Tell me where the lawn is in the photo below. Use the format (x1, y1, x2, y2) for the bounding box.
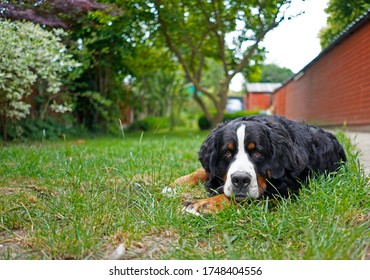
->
(0, 130, 369, 260)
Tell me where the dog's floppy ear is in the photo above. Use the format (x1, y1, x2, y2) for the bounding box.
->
(198, 121, 226, 177)
(267, 124, 307, 179)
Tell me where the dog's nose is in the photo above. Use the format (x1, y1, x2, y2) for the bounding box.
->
(231, 172, 251, 189)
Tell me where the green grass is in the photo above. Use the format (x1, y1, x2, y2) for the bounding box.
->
(0, 130, 369, 259)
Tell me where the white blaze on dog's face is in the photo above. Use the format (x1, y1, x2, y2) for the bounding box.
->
(223, 125, 259, 200)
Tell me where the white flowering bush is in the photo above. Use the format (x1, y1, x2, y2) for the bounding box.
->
(0, 20, 79, 139)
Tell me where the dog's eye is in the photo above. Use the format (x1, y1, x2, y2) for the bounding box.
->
(225, 151, 233, 158)
(253, 150, 261, 158)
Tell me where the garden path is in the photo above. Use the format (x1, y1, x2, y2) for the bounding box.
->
(347, 132, 370, 176)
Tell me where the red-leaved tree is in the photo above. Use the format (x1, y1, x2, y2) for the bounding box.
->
(0, 0, 107, 28)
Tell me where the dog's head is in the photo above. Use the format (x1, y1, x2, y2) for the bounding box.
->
(199, 118, 305, 201)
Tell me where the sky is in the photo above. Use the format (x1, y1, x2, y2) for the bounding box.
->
(230, 0, 329, 91)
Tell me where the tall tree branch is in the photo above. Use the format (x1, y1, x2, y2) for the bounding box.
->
(155, 1, 218, 107)
(230, 7, 286, 80)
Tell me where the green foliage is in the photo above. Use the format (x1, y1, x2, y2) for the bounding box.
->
(0, 20, 80, 142)
(201, 59, 225, 94)
(0, 20, 79, 120)
(198, 110, 261, 130)
(242, 49, 266, 83)
(223, 110, 262, 121)
(245, 63, 294, 83)
(0, 1, 300, 138)
(319, 0, 369, 48)
(65, 1, 176, 133)
(151, 0, 292, 126)
(198, 115, 213, 130)
(65, 5, 135, 133)
(259, 64, 294, 83)
(130, 116, 170, 131)
(6, 116, 75, 141)
(73, 91, 113, 132)
(129, 49, 185, 122)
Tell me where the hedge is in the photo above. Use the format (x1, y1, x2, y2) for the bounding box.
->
(198, 110, 261, 130)
(130, 116, 170, 131)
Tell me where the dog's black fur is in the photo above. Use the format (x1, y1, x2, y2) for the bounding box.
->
(198, 115, 346, 198)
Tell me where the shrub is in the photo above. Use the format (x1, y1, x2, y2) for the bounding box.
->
(130, 116, 170, 131)
(223, 110, 261, 121)
(198, 110, 262, 130)
(198, 115, 212, 130)
(6, 115, 75, 141)
(0, 20, 79, 141)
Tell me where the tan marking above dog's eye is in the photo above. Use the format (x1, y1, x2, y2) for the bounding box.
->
(247, 142, 256, 150)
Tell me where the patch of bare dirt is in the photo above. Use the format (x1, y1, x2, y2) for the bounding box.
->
(104, 230, 179, 260)
(0, 177, 58, 196)
(0, 230, 38, 259)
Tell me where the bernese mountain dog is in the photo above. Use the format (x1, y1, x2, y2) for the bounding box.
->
(174, 115, 346, 215)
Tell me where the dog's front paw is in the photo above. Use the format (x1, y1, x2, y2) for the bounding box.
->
(182, 194, 230, 216)
(183, 201, 202, 216)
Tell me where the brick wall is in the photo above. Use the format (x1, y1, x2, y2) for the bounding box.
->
(273, 20, 370, 126)
(245, 92, 272, 110)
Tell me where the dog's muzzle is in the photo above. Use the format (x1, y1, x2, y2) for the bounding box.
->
(230, 171, 252, 201)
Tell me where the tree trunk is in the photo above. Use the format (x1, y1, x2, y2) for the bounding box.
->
(210, 109, 224, 128)
(206, 81, 230, 128)
(0, 113, 8, 143)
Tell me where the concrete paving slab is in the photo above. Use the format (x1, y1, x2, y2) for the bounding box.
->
(346, 132, 370, 176)
(344, 132, 370, 260)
